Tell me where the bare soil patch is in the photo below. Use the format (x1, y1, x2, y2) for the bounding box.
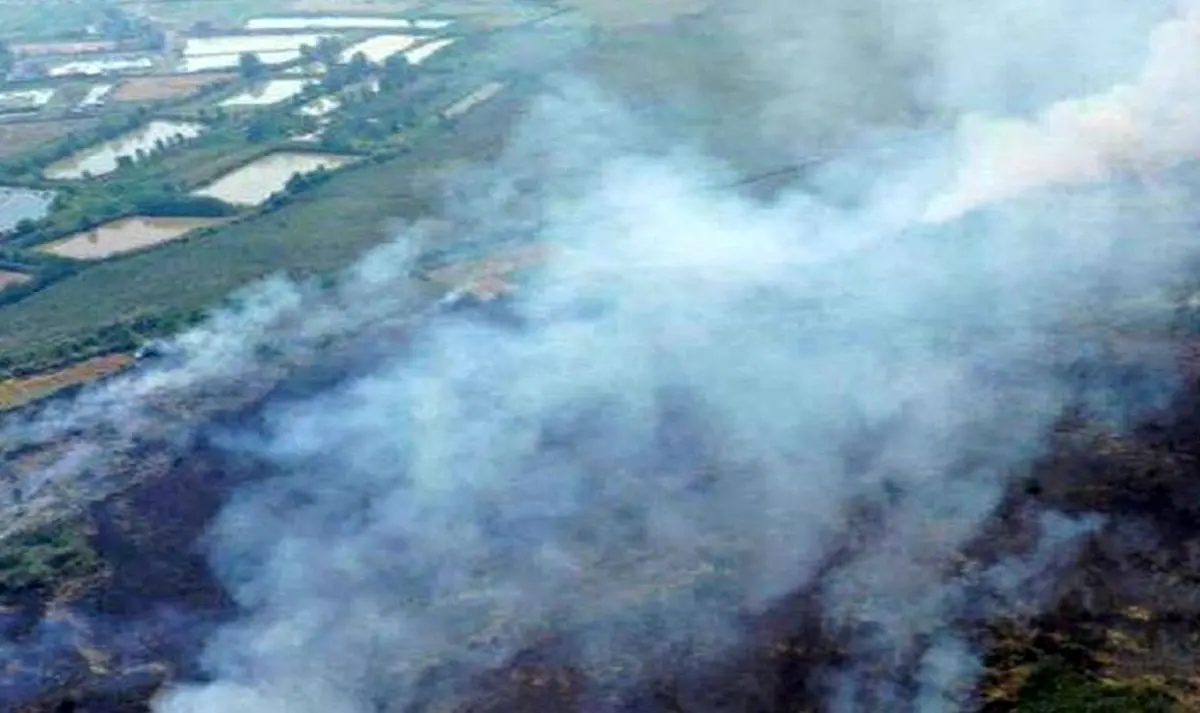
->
(0, 119, 98, 158)
(0, 353, 133, 411)
(111, 73, 234, 103)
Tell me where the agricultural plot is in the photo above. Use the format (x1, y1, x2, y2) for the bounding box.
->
(0, 119, 99, 159)
(407, 38, 457, 64)
(219, 79, 315, 107)
(0, 88, 55, 116)
(111, 74, 235, 102)
(0, 187, 55, 234)
(0, 353, 134, 411)
(43, 120, 205, 180)
(183, 33, 332, 57)
(246, 15, 415, 30)
(38, 216, 228, 260)
(442, 81, 505, 119)
(191, 151, 355, 205)
(46, 57, 157, 79)
(340, 34, 422, 63)
(77, 85, 116, 111)
(180, 50, 304, 73)
(0, 270, 31, 289)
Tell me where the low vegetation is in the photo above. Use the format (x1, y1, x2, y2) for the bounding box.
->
(0, 519, 101, 598)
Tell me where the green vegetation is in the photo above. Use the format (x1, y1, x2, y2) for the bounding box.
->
(0, 518, 101, 597)
(1011, 658, 1176, 713)
(237, 51, 268, 82)
(0, 4, 570, 381)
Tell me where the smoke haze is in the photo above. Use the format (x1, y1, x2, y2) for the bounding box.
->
(4, 1, 1200, 712)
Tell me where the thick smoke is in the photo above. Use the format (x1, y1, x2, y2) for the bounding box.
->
(927, 0, 1200, 221)
(2, 2, 1199, 712)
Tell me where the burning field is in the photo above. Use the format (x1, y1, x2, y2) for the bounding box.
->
(4, 1, 1200, 712)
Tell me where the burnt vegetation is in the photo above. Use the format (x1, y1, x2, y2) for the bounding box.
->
(2, 295, 1200, 713)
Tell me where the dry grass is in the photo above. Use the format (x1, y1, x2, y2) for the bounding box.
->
(0, 119, 99, 158)
(425, 243, 553, 300)
(0, 353, 133, 411)
(111, 73, 234, 103)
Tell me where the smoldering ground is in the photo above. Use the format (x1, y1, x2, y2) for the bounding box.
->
(5, 1, 1200, 712)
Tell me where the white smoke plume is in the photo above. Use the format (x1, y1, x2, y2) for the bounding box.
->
(0, 2, 1198, 712)
(926, 0, 1200, 221)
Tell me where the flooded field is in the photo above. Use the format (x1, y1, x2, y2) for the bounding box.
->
(340, 34, 419, 63)
(246, 15, 412, 30)
(180, 50, 303, 73)
(299, 95, 341, 117)
(46, 57, 155, 78)
(44, 120, 205, 180)
(442, 81, 505, 119)
(38, 216, 227, 260)
(0, 271, 31, 290)
(183, 33, 330, 57)
(219, 79, 313, 107)
(407, 37, 456, 64)
(0, 187, 55, 233)
(77, 84, 114, 109)
(192, 151, 354, 205)
(0, 88, 55, 113)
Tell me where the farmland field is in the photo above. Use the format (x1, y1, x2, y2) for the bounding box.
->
(39, 216, 229, 260)
(44, 120, 206, 180)
(0, 353, 134, 410)
(192, 151, 356, 205)
(0, 271, 31, 289)
(218, 79, 314, 107)
(0, 119, 99, 158)
(0, 85, 529, 367)
(111, 74, 235, 102)
(0, 187, 56, 233)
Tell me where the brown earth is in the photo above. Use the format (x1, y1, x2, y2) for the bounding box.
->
(0, 354, 134, 411)
(0, 119, 100, 159)
(111, 74, 235, 103)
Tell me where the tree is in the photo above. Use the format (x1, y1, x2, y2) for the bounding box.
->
(381, 53, 414, 90)
(237, 52, 266, 81)
(346, 52, 372, 81)
(312, 37, 345, 66)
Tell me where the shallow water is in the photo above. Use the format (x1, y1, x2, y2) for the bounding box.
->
(39, 216, 226, 260)
(44, 120, 205, 180)
(191, 151, 354, 205)
(219, 79, 313, 107)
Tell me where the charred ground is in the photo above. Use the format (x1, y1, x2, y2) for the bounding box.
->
(3, 297, 1200, 712)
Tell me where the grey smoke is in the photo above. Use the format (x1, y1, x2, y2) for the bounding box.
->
(0, 2, 1196, 712)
